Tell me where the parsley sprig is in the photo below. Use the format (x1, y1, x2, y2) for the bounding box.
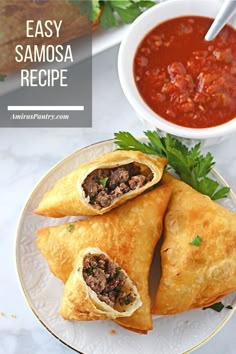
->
(114, 131, 230, 201)
(71, 0, 156, 28)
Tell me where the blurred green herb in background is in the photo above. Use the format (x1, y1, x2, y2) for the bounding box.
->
(71, 0, 156, 28)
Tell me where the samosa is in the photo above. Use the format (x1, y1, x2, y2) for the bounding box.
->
(60, 247, 142, 321)
(37, 185, 172, 333)
(35, 150, 167, 217)
(153, 173, 236, 315)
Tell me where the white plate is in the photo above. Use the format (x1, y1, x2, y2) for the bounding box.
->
(15, 140, 236, 354)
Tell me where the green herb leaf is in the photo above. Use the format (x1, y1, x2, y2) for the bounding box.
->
(197, 177, 218, 198)
(133, 1, 156, 8)
(114, 131, 230, 201)
(67, 224, 74, 233)
(100, 0, 156, 28)
(203, 302, 233, 312)
(0, 74, 7, 82)
(92, 0, 101, 22)
(115, 266, 121, 277)
(193, 151, 214, 177)
(99, 176, 108, 187)
(110, 0, 133, 10)
(71, 0, 100, 22)
(189, 235, 202, 247)
(114, 132, 155, 154)
(203, 302, 225, 312)
(84, 266, 95, 275)
(115, 285, 121, 292)
(211, 186, 230, 200)
(71, 0, 156, 28)
(145, 130, 167, 155)
(100, 2, 119, 28)
(112, 4, 142, 24)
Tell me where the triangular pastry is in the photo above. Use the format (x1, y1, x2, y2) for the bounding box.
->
(35, 150, 167, 217)
(37, 185, 172, 333)
(153, 173, 236, 315)
(60, 247, 142, 321)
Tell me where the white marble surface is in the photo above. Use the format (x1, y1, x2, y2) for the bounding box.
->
(0, 45, 236, 354)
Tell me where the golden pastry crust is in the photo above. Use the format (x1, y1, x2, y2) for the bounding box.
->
(37, 185, 172, 333)
(35, 150, 167, 217)
(153, 173, 236, 315)
(0, 0, 99, 74)
(60, 247, 142, 321)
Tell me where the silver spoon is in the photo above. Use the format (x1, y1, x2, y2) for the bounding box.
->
(205, 0, 236, 41)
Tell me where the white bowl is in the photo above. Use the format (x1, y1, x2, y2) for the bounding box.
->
(118, 0, 236, 144)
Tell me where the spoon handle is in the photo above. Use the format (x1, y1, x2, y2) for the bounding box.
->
(205, 0, 236, 41)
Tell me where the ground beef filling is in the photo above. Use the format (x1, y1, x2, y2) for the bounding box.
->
(82, 163, 153, 209)
(83, 254, 136, 308)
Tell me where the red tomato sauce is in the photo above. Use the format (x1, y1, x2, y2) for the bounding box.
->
(133, 16, 236, 128)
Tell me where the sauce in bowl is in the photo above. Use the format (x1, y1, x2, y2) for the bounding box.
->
(134, 16, 236, 128)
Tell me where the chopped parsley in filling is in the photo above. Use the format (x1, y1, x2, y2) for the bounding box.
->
(82, 163, 153, 209)
(82, 253, 136, 309)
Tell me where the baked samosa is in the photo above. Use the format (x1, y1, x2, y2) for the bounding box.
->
(35, 150, 167, 217)
(37, 185, 172, 333)
(60, 247, 142, 321)
(153, 173, 236, 315)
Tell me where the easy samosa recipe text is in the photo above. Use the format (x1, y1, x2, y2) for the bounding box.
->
(15, 20, 74, 87)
